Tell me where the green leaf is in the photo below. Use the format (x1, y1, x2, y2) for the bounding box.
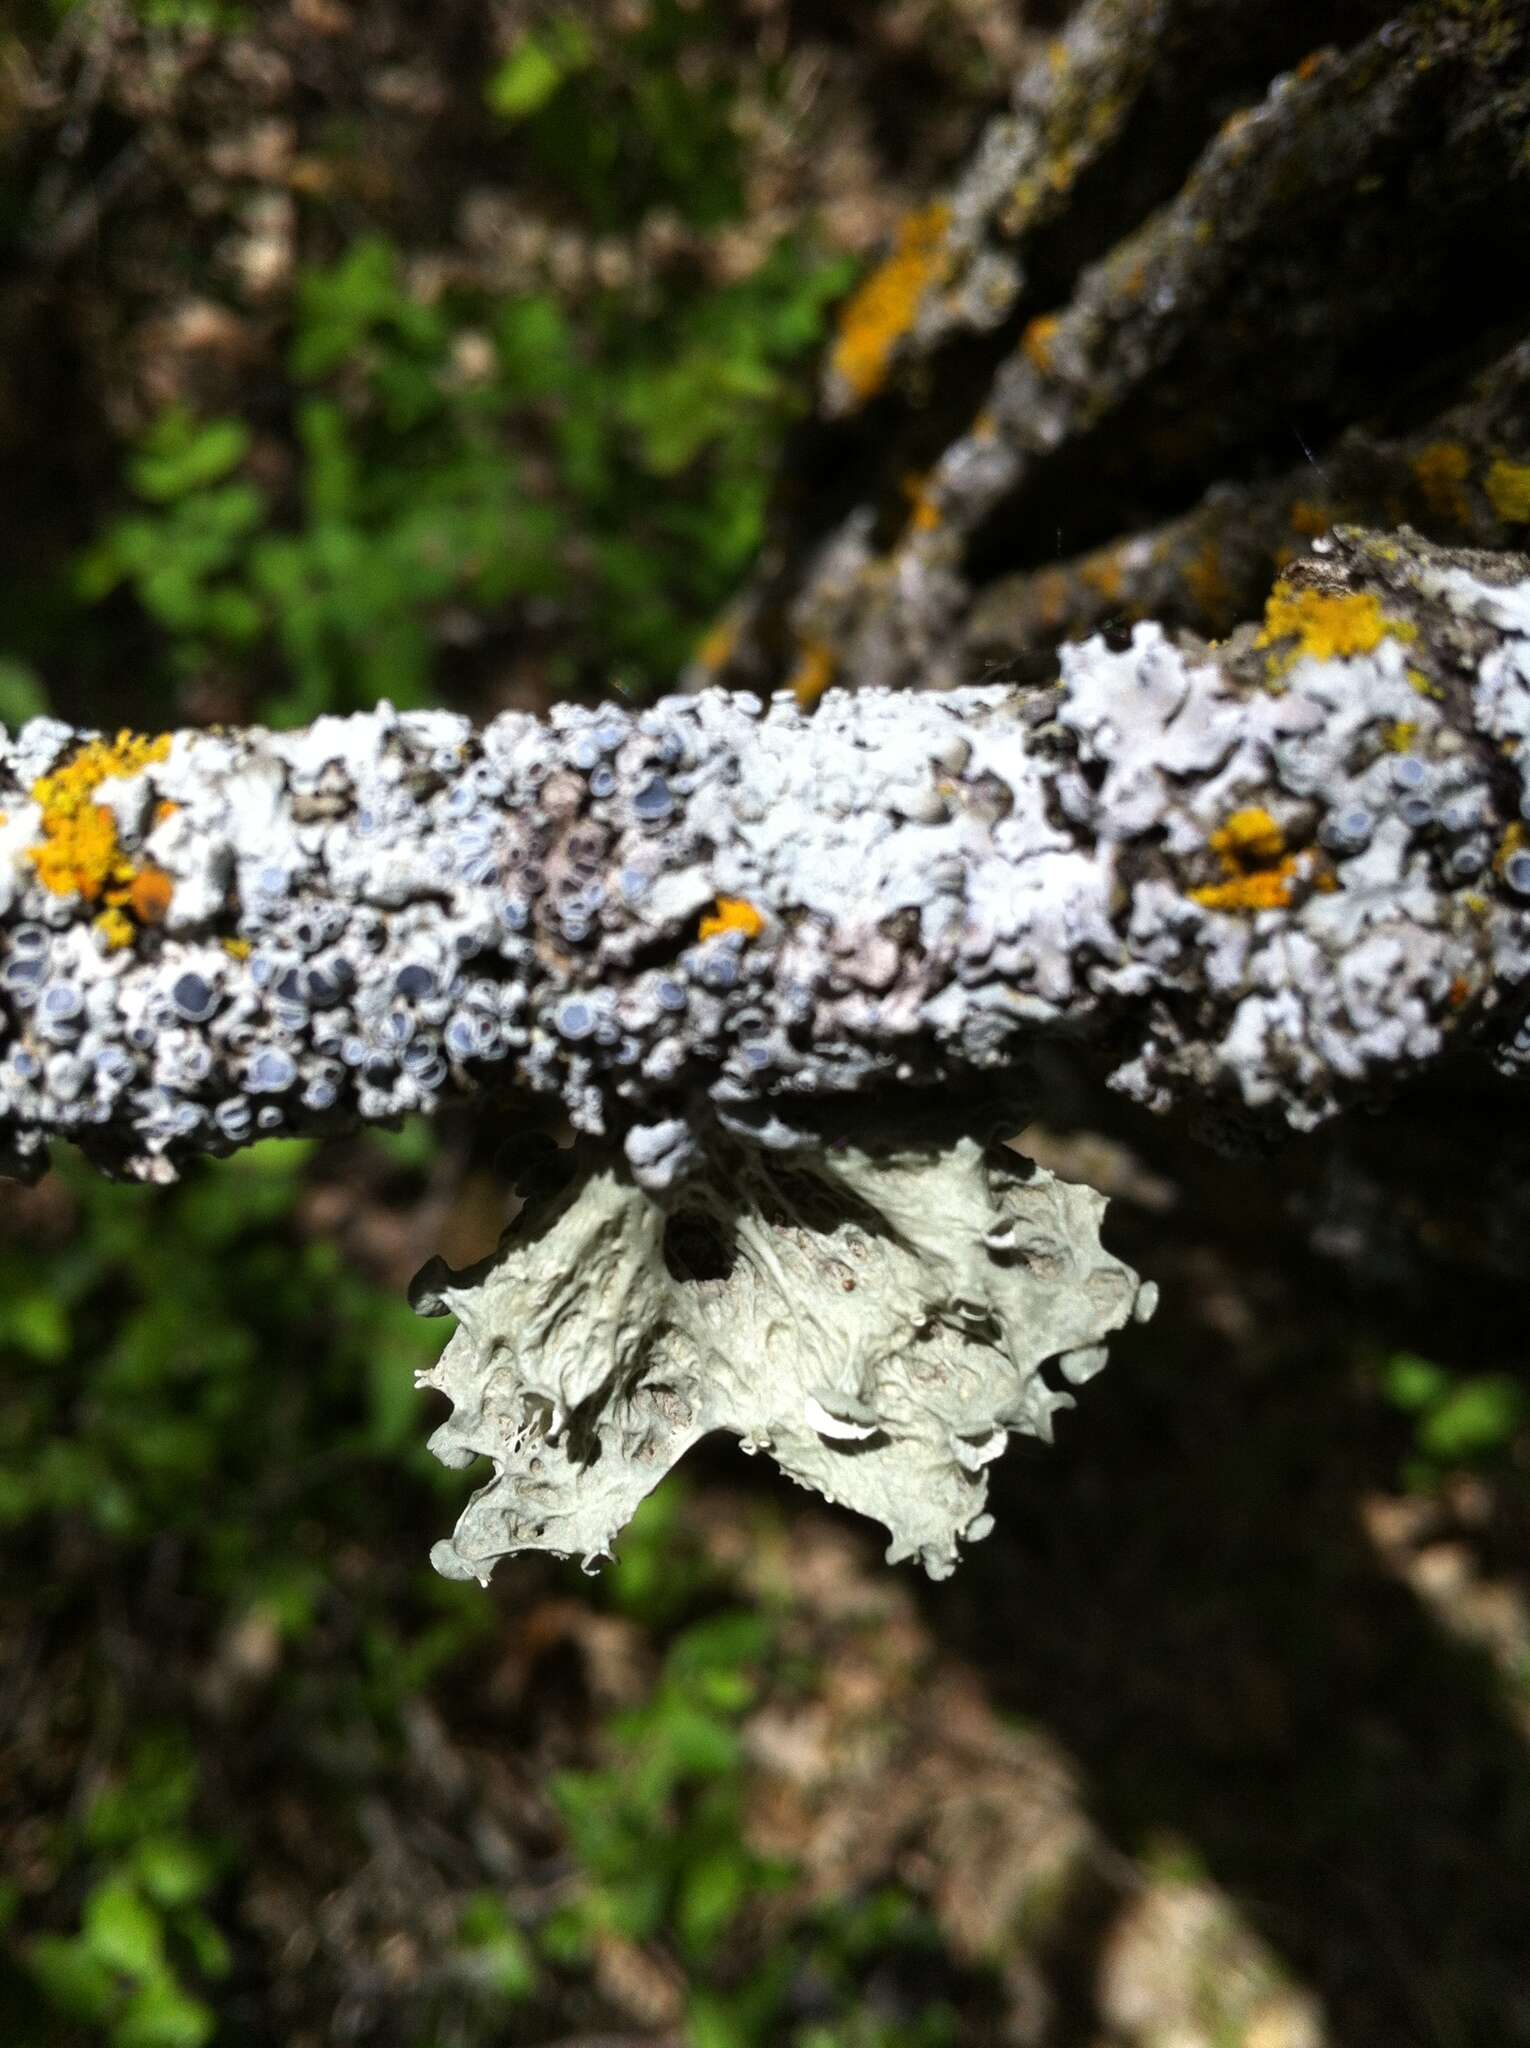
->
(478, 1926, 537, 1999)
(678, 1849, 751, 1957)
(687, 1989, 754, 2048)
(134, 1835, 215, 1908)
(83, 1878, 164, 1980)
(535, 1904, 591, 1965)
(27, 1934, 117, 2021)
(495, 295, 574, 397)
(179, 1910, 232, 1981)
(0, 656, 47, 723)
(486, 39, 564, 120)
(116, 1976, 216, 2048)
(2, 1288, 70, 1358)
(1380, 1353, 1450, 1413)
(458, 1884, 540, 1982)
(486, 19, 591, 122)
(130, 412, 251, 503)
(669, 1610, 771, 1678)
(1418, 1375, 1525, 1463)
(601, 1867, 669, 1944)
(654, 1703, 740, 1779)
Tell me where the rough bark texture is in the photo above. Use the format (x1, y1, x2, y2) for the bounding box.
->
(694, 0, 1530, 700)
(2, 527, 1529, 1185)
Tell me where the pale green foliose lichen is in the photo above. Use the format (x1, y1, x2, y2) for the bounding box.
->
(410, 1123, 1153, 1582)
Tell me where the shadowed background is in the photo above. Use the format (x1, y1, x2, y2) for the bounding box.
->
(2, 4, 1529, 2045)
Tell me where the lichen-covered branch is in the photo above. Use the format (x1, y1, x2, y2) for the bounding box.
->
(968, 340, 1530, 662)
(2, 529, 1529, 1189)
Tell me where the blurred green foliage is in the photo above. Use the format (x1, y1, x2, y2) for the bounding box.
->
(74, 227, 847, 723)
(26, 1736, 226, 2048)
(0, 1142, 444, 1554)
(548, 1600, 962, 2048)
(1381, 1351, 1528, 1488)
(486, 1, 744, 229)
(44, 1, 247, 27)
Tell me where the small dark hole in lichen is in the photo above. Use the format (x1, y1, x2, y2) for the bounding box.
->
(663, 1209, 738, 1283)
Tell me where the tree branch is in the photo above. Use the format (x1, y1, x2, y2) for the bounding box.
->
(704, 0, 1530, 703)
(2, 528, 1528, 1187)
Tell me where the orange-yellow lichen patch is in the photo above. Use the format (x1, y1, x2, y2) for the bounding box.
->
(698, 896, 765, 944)
(901, 472, 942, 534)
(30, 801, 124, 904)
(1210, 807, 1286, 868)
(1256, 581, 1401, 677)
(1289, 498, 1333, 539)
(1190, 806, 1316, 913)
(694, 616, 736, 673)
(1494, 821, 1527, 877)
(971, 410, 998, 443)
(1191, 868, 1302, 913)
(1046, 150, 1081, 198)
(1484, 456, 1530, 524)
(1384, 720, 1419, 752)
(27, 730, 174, 947)
(1412, 441, 1471, 525)
(1021, 313, 1062, 374)
(830, 202, 951, 405)
(788, 640, 837, 711)
(129, 865, 174, 925)
(28, 730, 171, 903)
(1031, 568, 1071, 633)
(1080, 551, 1124, 604)
(1184, 538, 1234, 623)
(93, 908, 136, 953)
(223, 937, 252, 960)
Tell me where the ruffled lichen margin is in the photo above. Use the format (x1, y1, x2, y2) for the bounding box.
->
(3, 528, 1530, 1572)
(411, 1105, 1155, 1581)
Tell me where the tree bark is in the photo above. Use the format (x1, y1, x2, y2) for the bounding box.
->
(697, 0, 1530, 698)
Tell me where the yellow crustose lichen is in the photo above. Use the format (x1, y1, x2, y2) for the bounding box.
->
(27, 730, 173, 948)
(1411, 442, 1471, 526)
(698, 897, 765, 944)
(788, 640, 837, 712)
(1189, 805, 1328, 914)
(1254, 578, 1417, 685)
(1258, 583, 1389, 664)
(1484, 456, 1530, 524)
(830, 203, 951, 405)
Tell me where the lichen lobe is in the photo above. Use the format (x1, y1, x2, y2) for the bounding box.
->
(413, 1123, 1152, 1582)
